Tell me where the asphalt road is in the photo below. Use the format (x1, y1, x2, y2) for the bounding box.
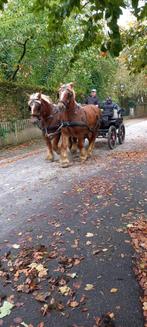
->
(0, 118, 147, 327)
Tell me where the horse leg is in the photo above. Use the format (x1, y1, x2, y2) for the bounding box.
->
(60, 133, 70, 167)
(78, 137, 87, 161)
(87, 134, 96, 157)
(52, 133, 61, 155)
(69, 137, 78, 154)
(44, 135, 54, 161)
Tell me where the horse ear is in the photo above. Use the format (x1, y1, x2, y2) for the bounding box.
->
(38, 92, 42, 99)
(69, 82, 74, 89)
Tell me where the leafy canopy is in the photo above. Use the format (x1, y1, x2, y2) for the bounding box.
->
(31, 0, 147, 59)
(121, 19, 147, 73)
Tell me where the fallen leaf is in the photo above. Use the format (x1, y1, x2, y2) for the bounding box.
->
(66, 273, 77, 279)
(108, 312, 115, 319)
(96, 195, 102, 199)
(76, 188, 83, 192)
(34, 292, 50, 302)
(68, 301, 79, 308)
(85, 233, 94, 238)
(21, 323, 29, 327)
(66, 227, 74, 234)
(79, 295, 86, 303)
(127, 223, 134, 228)
(93, 249, 101, 255)
(48, 251, 58, 259)
(12, 244, 20, 249)
(41, 304, 49, 316)
(74, 258, 81, 266)
(73, 282, 81, 289)
(81, 307, 88, 312)
(0, 301, 14, 318)
(29, 263, 48, 278)
(59, 286, 71, 296)
(102, 248, 108, 252)
(37, 323, 44, 327)
(84, 284, 94, 291)
(86, 241, 92, 245)
(94, 316, 101, 325)
(110, 288, 118, 293)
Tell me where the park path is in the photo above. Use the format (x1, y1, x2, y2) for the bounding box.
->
(0, 118, 147, 327)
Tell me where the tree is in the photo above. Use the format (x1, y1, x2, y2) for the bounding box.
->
(0, 0, 146, 62)
(0, 0, 55, 83)
(31, 0, 147, 60)
(0, 0, 117, 100)
(110, 60, 147, 109)
(121, 19, 147, 73)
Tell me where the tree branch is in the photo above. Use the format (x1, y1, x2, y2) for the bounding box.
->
(10, 38, 29, 81)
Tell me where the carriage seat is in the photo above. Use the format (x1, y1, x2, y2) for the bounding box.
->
(101, 103, 122, 120)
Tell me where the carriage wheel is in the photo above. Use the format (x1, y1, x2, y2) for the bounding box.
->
(118, 123, 125, 144)
(108, 126, 117, 149)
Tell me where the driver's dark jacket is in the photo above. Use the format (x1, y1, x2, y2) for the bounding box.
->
(85, 96, 99, 106)
(101, 101, 118, 115)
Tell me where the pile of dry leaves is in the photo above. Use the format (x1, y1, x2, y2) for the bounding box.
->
(128, 218, 147, 327)
(111, 151, 147, 163)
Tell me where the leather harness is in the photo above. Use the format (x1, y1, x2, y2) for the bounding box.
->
(31, 99, 98, 139)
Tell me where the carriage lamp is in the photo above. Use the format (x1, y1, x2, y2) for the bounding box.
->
(119, 83, 125, 109)
(120, 83, 125, 95)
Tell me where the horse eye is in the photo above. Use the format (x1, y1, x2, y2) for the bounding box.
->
(57, 92, 59, 98)
(28, 106, 31, 111)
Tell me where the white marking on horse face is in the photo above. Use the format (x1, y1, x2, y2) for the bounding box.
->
(31, 103, 36, 115)
(59, 89, 66, 102)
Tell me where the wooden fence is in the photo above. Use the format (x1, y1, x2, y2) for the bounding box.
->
(0, 119, 41, 147)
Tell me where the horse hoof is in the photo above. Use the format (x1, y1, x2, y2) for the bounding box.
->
(71, 146, 78, 154)
(45, 156, 54, 162)
(80, 156, 87, 162)
(61, 163, 70, 168)
(61, 161, 71, 168)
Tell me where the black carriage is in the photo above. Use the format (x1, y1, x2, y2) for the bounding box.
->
(98, 107, 125, 149)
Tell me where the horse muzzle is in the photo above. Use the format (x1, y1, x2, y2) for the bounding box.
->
(30, 116, 40, 124)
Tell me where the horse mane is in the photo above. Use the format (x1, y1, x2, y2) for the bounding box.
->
(29, 93, 53, 104)
(41, 94, 53, 104)
(59, 83, 76, 101)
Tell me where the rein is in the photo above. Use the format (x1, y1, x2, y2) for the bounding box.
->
(31, 99, 98, 139)
(58, 94, 98, 134)
(44, 121, 96, 139)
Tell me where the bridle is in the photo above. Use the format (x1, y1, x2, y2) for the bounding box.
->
(29, 97, 62, 139)
(58, 88, 74, 108)
(29, 98, 55, 121)
(28, 99, 41, 108)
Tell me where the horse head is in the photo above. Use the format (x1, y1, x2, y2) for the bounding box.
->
(58, 83, 76, 110)
(28, 93, 53, 121)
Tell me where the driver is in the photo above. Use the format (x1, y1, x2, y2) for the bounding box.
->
(85, 89, 100, 106)
(101, 97, 120, 113)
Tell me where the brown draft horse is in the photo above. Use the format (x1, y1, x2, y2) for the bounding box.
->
(28, 93, 61, 161)
(58, 83, 102, 167)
